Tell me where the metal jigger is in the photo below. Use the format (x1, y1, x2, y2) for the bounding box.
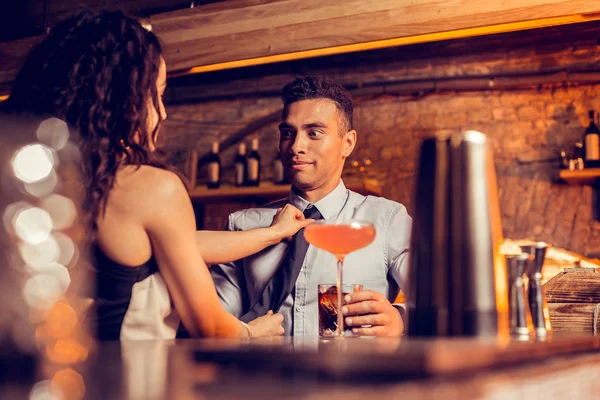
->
(520, 242, 552, 338)
(505, 253, 532, 338)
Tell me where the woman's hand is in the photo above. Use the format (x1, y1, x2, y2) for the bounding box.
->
(269, 204, 314, 242)
(247, 311, 285, 337)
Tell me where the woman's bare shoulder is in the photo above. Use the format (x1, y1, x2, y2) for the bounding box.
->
(115, 165, 188, 209)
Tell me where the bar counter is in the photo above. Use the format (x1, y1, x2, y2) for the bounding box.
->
(47, 334, 600, 399)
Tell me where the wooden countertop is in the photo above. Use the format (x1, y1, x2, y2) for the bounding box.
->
(38, 334, 600, 400)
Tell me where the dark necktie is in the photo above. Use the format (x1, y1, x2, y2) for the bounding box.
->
(240, 205, 323, 323)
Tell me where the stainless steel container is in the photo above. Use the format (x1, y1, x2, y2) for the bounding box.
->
(408, 130, 508, 337)
(505, 253, 532, 338)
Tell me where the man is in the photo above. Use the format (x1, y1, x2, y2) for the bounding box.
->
(211, 76, 412, 336)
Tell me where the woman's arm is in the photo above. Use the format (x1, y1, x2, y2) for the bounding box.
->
(143, 169, 283, 337)
(196, 204, 313, 265)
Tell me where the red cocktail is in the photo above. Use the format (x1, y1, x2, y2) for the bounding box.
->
(304, 220, 376, 337)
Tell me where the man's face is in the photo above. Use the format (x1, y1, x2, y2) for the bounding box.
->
(279, 99, 355, 193)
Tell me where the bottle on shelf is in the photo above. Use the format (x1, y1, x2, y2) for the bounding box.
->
(206, 141, 221, 189)
(272, 152, 286, 184)
(234, 143, 247, 187)
(584, 110, 600, 168)
(246, 138, 261, 186)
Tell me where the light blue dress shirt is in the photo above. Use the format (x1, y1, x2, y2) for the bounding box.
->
(210, 180, 412, 336)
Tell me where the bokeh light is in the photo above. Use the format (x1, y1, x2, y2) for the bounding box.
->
(41, 195, 77, 230)
(23, 274, 63, 310)
(45, 263, 71, 293)
(47, 339, 88, 365)
(57, 143, 81, 164)
(30, 380, 61, 400)
(53, 232, 77, 267)
(36, 118, 70, 151)
(14, 207, 53, 245)
(40, 303, 78, 340)
(12, 144, 56, 184)
(19, 236, 60, 270)
(24, 171, 59, 198)
(3, 201, 30, 236)
(2, 125, 89, 400)
(52, 368, 85, 400)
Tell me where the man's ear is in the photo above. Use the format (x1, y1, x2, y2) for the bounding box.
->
(342, 130, 357, 159)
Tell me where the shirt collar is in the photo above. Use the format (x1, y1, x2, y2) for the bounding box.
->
(288, 180, 348, 220)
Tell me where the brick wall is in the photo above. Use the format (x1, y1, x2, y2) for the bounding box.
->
(160, 23, 600, 257)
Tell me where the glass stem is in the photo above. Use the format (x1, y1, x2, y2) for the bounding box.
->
(336, 257, 344, 337)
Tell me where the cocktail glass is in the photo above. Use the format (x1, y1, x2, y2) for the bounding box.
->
(304, 220, 376, 337)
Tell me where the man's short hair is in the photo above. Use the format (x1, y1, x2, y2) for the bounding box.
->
(282, 76, 353, 135)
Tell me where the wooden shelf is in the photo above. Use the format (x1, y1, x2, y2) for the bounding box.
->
(189, 179, 382, 203)
(559, 169, 600, 185)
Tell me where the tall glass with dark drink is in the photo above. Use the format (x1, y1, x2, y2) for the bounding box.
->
(318, 283, 363, 337)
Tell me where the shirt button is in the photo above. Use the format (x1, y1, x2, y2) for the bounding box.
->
(295, 305, 302, 312)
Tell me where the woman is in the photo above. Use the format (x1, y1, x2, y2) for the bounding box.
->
(4, 11, 310, 340)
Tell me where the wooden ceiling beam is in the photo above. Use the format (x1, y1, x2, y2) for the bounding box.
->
(2, 0, 600, 98)
(150, 0, 600, 74)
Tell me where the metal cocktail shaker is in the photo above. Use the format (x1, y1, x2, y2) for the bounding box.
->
(406, 132, 451, 336)
(408, 130, 508, 338)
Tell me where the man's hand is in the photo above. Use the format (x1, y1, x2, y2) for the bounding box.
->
(342, 290, 404, 337)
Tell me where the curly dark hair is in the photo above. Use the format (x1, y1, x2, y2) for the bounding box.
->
(281, 76, 353, 135)
(4, 10, 167, 229)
